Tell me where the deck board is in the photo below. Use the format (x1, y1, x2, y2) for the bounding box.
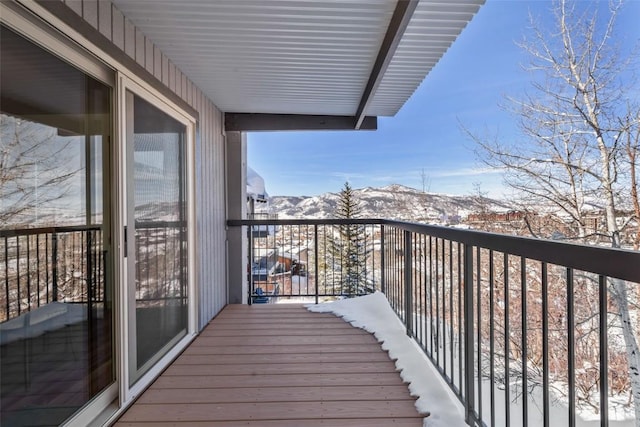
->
(136, 385, 416, 404)
(117, 419, 424, 427)
(174, 351, 393, 364)
(115, 304, 426, 426)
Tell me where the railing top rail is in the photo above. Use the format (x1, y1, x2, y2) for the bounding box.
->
(0, 220, 186, 239)
(228, 218, 385, 226)
(229, 218, 640, 283)
(135, 220, 186, 228)
(385, 219, 639, 283)
(0, 224, 102, 238)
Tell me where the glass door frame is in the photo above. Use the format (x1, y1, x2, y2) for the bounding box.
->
(116, 74, 197, 404)
(1, 2, 197, 423)
(0, 4, 119, 427)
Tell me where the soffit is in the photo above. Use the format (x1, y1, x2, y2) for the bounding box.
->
(367, 1, 484, 115)
(112, 0, 483, 118)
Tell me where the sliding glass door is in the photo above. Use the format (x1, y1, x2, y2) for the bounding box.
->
(1, 7, 196, 424)
(0, 24, 113, 426)
(124, 90, 189, 386)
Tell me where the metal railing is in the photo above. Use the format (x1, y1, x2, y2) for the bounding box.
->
(229, 218, 640, 426)
(1, 221, 188, 323)
(133, 220, 188, 307)
(238, 219, 384, 304)
(0, 225, 104, 323)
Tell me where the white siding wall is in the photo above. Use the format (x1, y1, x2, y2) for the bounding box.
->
(62, 0, 228, 328)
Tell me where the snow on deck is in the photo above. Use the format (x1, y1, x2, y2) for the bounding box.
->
(307, 292, 467, 427)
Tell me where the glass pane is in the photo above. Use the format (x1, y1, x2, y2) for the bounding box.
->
(130, 94, 188, 383)
(0, 25, 113, 426)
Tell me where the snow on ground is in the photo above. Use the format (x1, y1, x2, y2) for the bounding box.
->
(306, 292, 467, 427)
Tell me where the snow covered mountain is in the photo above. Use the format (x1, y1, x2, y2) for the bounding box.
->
(265, 184, 512, 222)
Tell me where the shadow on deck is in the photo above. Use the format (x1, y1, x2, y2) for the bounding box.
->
(115, 304, 426, 426)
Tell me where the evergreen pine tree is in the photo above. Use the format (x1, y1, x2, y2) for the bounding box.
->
(325, 182, 373, 296)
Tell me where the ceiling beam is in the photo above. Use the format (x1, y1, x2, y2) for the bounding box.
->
(354, 0, 419, 129)
(225, 113, 377, 132)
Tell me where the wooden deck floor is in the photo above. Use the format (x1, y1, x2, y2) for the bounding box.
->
(116, 304, 426, 426)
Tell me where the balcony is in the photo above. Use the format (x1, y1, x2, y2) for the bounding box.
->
(226, 218, 639, 426)
(2, 218, 639, 426)
(115, 303, 427, 426)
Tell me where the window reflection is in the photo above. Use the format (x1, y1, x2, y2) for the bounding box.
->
(129, 94, 188, 383)
(0, 25, 113, 427)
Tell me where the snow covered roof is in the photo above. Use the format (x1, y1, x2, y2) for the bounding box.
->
(247, 167, 268, 203)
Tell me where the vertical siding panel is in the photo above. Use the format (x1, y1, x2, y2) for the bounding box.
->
(182, 73, 188, 101)
(124, 18, 135, 59)
(206, 98, 212, 320)
(188, 86, 229, 325)
(213, 104, 220, 314)
(206, 96, 212, 325)
(219, 108, 224, 311)
(195, 91, 201, 328)
(207, 102, 213, 318)
(173, 69, 179, 97)
(135, 28, 145, 67)
(112, 6, 125, 50)
(195, 89, 202, 328)
(202, 92, 208, 327)
(173, 68, 179, 97)
(212, 109, 218, 316)
(208, 97, 214, 320)
(145, 38, 154, 74)
(201, 95, 209, 326)
(221, 111, 227, 309)
(199, 94, 206, 326)
(210, 98, 216, 316)
(154, 46, 162, 81)
(98, 0, 111, 40)
(214, 105, 222, 312)
(162, 54, 169, 86)
(82, 0, 98, 29)
(198, 91, 207, 329)
(168, 62, 175, 93)
(65, 0, 83, 17)
(175, 70, 182, 98)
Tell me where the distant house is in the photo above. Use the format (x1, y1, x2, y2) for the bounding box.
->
(466, 210, 526, 223)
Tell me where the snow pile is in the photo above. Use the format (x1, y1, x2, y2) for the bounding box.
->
(306, 292, 466, 427)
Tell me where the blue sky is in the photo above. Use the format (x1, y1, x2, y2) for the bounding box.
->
(248, 0, 640, 198)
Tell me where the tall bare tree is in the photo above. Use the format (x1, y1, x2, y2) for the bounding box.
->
(622, 107, 640, 249)
(420, 168, 431, 193)
(465, 0, 640, 421)
(1, 114, 80, 227)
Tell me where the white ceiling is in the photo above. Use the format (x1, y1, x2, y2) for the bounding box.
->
(112, 0, 483, 117)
